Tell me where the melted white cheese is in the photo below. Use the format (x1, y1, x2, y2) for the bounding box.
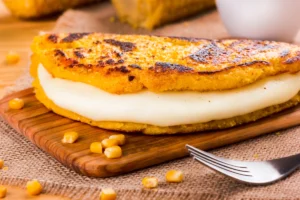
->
(38, 64, 300, 126)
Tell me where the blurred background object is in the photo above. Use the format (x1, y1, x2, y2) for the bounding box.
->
(112, 0, 215, 29)
(216, 0, 300, 42)
(3, 0, 103, 18)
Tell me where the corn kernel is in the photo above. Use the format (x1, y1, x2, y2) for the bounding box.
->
(26, 180, 42, 196)
(100, 188, 117, 200)
(109, 16, 116, 23)
(166, 170, 184, 183)
(101, 139, 119, 149)
(0, 186, 7, 198)
(0, 160, 3, 169)
(6, 51, 20, 64)
(9, 98, 24, 110)
(62, 131, 79, 144)
(142, 177, 158, 189)
(109, 134, 125, 145)
(104, 146, 122, 159)
(90, 142, 103, 154)
(2, 167, 8, 171)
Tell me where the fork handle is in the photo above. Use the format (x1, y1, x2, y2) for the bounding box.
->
(272, 153, 300, 173)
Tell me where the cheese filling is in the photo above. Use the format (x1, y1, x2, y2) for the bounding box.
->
(38, 64, 300, 127)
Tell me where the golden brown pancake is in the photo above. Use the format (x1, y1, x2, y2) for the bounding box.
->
(31, 33, 300, 94)
(30, 33, 300, 134)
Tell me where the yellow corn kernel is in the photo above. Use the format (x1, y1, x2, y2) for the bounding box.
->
(100, 188, 117, 200)
(62, 131, 79, 144)
(166, 170, 184, 183)
(109, 16, 116, 23)
(6, 51, 20, 64)
(26, 179, 42, 196)
(0, 160, 3, 169)
(0, 186, 7, 198)
(9, 98, 24, 110)
(109, 134, 125, 146)
(2, 167, 8, 171)
(142, 177, 158, 189)
(104, 146, 122, 159)
(101, 139, 119, 149)
(90, 142, 103, 154)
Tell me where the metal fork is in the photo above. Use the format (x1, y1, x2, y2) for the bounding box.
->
(186, 144, 300, 185)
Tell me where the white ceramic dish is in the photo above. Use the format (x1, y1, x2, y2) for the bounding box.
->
(216, 0, 300, 42)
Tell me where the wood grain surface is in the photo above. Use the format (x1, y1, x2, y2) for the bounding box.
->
(1, 88, 300, 177)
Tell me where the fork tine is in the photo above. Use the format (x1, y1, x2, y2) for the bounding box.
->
(191, 152, 251, 174)
(186, 144, 247, 168)
(193, 156, 254, 183)
(189, 150, 250, 173)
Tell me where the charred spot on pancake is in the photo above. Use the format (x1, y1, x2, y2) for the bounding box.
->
(237, 61, 270, 67)
(48, 34, 58, 43)
(280, 49, 290, 58)
(76, 63, 91, 68)
(128, 64, 142, 70)
(284, 52, 300, 64)
(117, 59, 124, 64)
(104, 39, 136, 52)
(100, 55, 108, 59)
(61, 33, 90, 43)
(190, 41, 228, 64)
(97, 60, 105, 67)
(54, 49, 65, 57)
(128, 75, 135, 81)
(107, 66, 130, 74)
(105, 59, 115, 65)
(168, 36, 203, 42)
(153, 62, 194, 73)
(67, 59, 79, 68)
(120, 66, 130, 73)
(113, 51, 123, 57)
(93, 40, 101, 45)
(74, 51, 85, 58)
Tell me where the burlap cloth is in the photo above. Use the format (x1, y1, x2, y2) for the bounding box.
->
(1, 2, 300, 200)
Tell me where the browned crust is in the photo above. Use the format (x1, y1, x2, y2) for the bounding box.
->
(32, 33, 300, 94)
(284, 51, 300, 64)
(103, 39, 136, 52)
(61, 33, 91, 43)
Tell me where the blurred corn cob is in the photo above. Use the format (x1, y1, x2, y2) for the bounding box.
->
(112, 0, 215, 29)
(3, 0, 102, 18)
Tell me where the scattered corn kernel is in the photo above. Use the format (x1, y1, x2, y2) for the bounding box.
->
(90, 142, 103, 154)
(2, 167, 8, 171)
(104, 146, 122, 159)
(62, 131, 79, 144)
(101, 139, 119, 149)
(0, 160, 3, 169)
(142, 177, 158, 189)
(276, 132, 281, 136)
(166, 170, 184, 183)
(6, 51, 20, 64)
(9, 98, 24, 110)
(109, 134, 125, 145)
(100, 188, 117, 200)
(0, 186, 7, 198)
(26, 179, 42, 196)
(109, 16, 115, 23)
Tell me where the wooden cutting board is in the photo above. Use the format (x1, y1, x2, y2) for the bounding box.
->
(1, 89, 300, 177)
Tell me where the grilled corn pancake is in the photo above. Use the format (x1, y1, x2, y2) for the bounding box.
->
(31, 33, 300, 94)
(31, 33, 300, 134)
